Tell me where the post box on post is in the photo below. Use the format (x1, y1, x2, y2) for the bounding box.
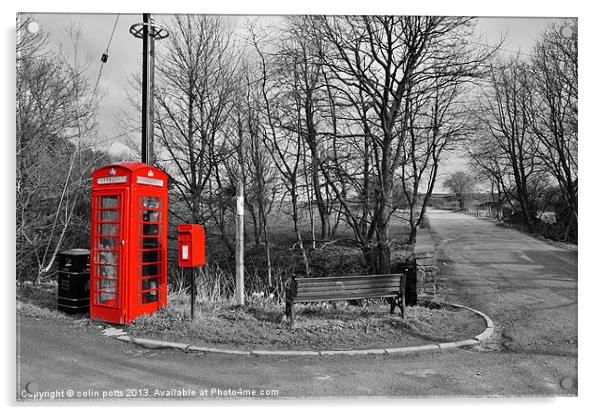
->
(178, 224, 206, 319)
(178, 224, 206, 268)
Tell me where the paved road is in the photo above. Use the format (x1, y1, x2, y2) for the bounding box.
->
(17, 209, 577, 400)
(427, 209, 577, 387)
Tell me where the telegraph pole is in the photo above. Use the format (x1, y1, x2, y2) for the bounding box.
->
(130, 14, 168, 164)
(141, 13, 152, 164)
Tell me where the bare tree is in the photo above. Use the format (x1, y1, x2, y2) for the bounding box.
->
(527, 19, 578, 238)
(313, 16, 491, 271)
(249, 24, 311, 276)
(467, 148, 510, 220)
(16, 21, 105, 282)
(145, 15, 239, 254)
(472, 59, 548, 232)
(443, 171, 475, 210)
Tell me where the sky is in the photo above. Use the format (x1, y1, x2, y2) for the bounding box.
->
(22, 13, 564, 190)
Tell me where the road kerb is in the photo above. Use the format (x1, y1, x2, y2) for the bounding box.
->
(251, 349, 320, 356)
(319, 349, 387, 356)
(187, 345, 251, 356)
(438, 339, 479, 349)
(474, 327, 495, 342)
(384, 344, 441, 354)
(448, 303, 495, 329)
(119, 336, 191, 350)
(112, 303, 494, 357)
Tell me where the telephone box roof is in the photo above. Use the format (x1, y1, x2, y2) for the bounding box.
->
(92, 162, 168, 178)
(99, 162, 157, 172)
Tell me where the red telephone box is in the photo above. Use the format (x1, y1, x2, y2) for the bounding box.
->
(90, 162, 168, 324)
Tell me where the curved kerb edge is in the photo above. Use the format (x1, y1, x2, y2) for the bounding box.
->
(115, 303, 495, 357)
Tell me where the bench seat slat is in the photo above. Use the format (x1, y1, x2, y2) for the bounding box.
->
(295, 287, 400, 299)
(295, 274, 403, 283)
(294, 292, 399, 303)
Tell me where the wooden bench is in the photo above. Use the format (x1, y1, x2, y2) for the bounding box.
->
(285, 274, 407, 326)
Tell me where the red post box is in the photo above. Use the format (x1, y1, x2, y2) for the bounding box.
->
(178, 224, 206, 267)
(90, 162, 168, 324)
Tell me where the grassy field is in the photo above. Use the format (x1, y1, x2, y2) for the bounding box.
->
(182, 207, 416, 301)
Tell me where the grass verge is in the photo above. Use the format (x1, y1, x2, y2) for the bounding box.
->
(17, 282, 485, 351)
(17, 282, 71, 320)
(128, 294, 485, 351)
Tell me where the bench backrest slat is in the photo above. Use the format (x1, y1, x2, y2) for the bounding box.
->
(297, 281, 400, 292)
(295, 274, 403, 283)
(294, 292, 399, 303)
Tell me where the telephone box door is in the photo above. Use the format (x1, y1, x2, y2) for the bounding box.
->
(128, 191, 168, 319)
(90, 190, 128, 323)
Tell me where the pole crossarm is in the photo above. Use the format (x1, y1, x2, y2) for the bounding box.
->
(129, 22, 169, 40)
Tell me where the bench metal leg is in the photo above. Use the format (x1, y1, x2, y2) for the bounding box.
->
(285, 296, 295, 327)
(390, 295, 406, 318)
(401, 274, 407, 319)
(285, 298, 291, 320)
(390, 297, 403, 316)
(400, 295, 405, 319)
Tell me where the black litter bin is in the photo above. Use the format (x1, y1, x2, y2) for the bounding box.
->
(57, 249, 90, 314)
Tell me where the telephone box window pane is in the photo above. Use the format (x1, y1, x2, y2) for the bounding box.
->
(100, 210, 118, 221)
(142, 250, 159, 263)
(142, 291, 158, 304)
(100, 223, 118, 235)
(99, 292, 116, 304)
(98, 250, 117, 265)
(142, 237, 159, 248)
(142, 277, 159, 291)
(98, 237, 117, 249)
(142, 210, 159, 222)
(98, 279, 117, 291)
(143, 197, 160, 209)
(142, 263, 159, 276)
(100, 196, 118, 208)
(143, 223, 159, 236)
(99, 265, 116, 277)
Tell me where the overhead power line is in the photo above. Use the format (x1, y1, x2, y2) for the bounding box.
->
(468, 39, 535, 59)
(91, 14, 121, 100)
(89, 107, 188, 149)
